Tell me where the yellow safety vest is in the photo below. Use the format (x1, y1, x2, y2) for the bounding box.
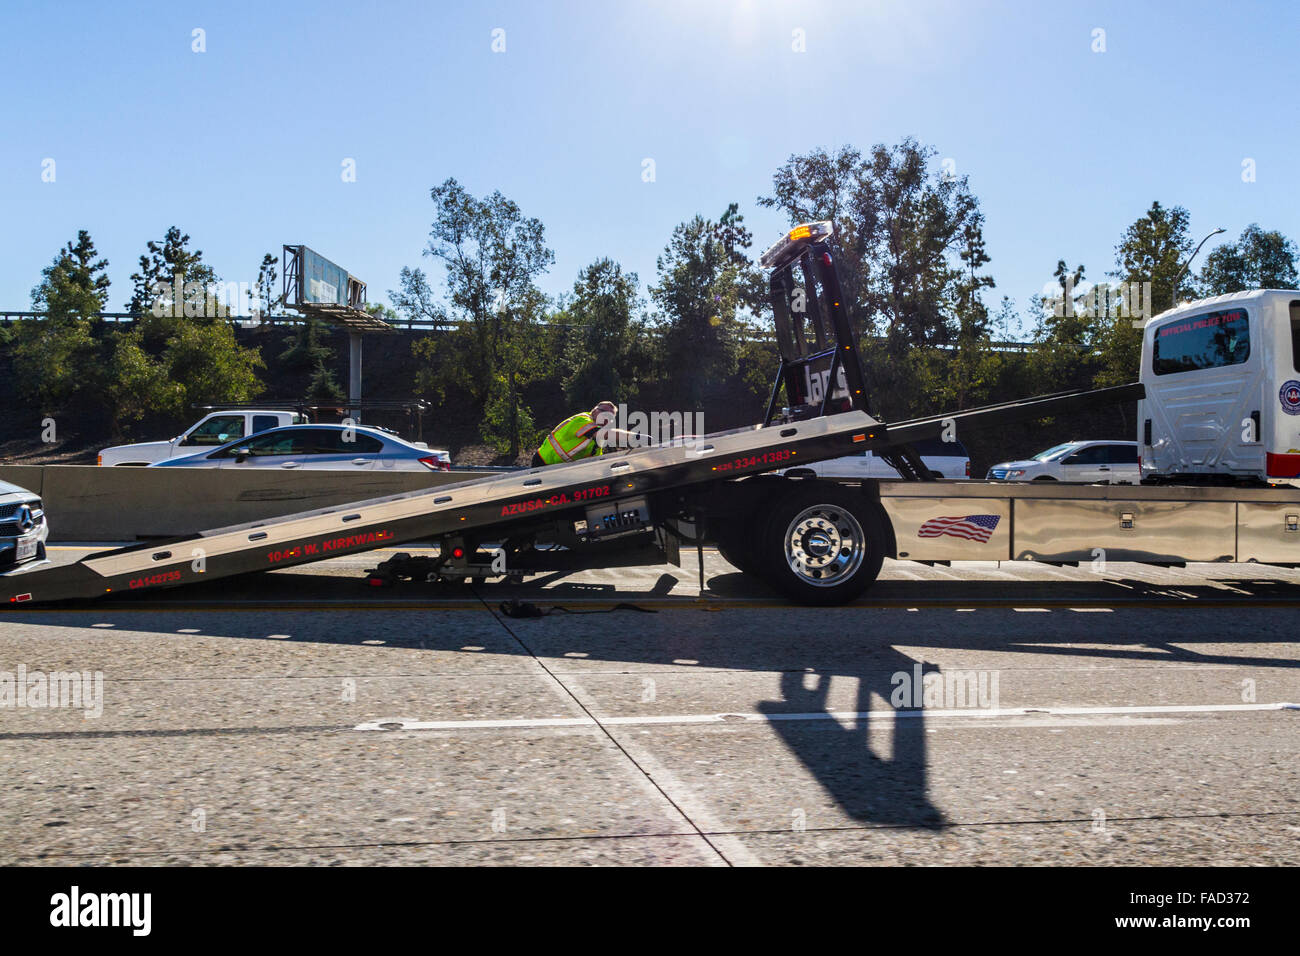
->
(537, 413, 605, 465)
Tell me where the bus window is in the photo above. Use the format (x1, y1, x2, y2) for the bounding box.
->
(1291, 301, 1300, 372)
(1152, 308, 1250, 375)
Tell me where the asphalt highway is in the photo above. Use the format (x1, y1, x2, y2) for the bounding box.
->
(1, 547, 1296, 865)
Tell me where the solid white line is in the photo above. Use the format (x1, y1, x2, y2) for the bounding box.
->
(354, 701, 1298, 732)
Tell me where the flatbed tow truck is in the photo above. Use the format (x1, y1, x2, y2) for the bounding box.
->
(4, 221, 1299, 607)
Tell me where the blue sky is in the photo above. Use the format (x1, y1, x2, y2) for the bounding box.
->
(2, 0, 1297, 336)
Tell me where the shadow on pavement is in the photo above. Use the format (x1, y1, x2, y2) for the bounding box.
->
(4, 567, 1299, 830)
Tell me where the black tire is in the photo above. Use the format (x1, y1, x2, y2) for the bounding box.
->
(1031, 475, 1057, 481)
(713, 520, 762, 576)
(716, 538, 758, 576)
(754, 483, 886, 606)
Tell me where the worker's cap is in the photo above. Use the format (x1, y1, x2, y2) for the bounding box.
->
(590, 401, 617, 423)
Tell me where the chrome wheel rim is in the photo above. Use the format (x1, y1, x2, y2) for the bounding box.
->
(783, 504, 866, 587)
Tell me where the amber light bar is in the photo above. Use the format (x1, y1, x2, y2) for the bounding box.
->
(759, 220, 834, 268)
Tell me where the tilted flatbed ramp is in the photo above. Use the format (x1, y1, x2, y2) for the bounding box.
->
(1, 378, 1141, 606)
(1, 410, 883, 604)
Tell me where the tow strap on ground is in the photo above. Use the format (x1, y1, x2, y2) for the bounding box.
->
(497, 599, 657, 619)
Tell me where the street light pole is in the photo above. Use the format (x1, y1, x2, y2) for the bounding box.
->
(1171, 227, 1226, 310)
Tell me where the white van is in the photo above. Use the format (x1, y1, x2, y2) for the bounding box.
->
(1139, 290, 1300, 482)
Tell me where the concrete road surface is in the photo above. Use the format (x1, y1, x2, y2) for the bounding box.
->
(1, 546, 1297, 865)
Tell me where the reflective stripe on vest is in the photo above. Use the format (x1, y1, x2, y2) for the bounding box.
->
(539, 414, 602, 465)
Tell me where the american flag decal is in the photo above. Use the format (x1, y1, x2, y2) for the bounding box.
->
(917, 514, 1000, 543)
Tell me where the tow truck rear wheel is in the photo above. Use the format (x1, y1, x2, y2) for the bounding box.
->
(716, 536, 760, 577)
(756, 485, 885, 605)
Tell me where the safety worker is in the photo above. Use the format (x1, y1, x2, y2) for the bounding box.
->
(532, 401, 626, 467)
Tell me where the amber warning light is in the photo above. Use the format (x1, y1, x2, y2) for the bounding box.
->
(759, 220, 834, 268)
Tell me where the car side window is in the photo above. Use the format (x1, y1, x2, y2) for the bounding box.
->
(297, 430, 339, 455)
(252, 415, 281, 434)
(245, 433, 303, 456)
(298, 430, 346, 454)
(185, 416, 245, 446)
(1066, 446, 1105, 465)
(1106, 445, 1139, 464)
(283, 430, 381, 455)
(348, 434, 383, 454)
(316, 432, 383, 454)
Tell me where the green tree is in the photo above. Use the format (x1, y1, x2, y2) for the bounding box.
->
(254, 252, 281, 319)
(280, 317, 343, 404)
(106, 334, 183, 428)
(1031, 260, 1090, 346)
(125, 226, 223, 320)
(1090, 287, 1143, 393)
(758, 146, 869, 317)
(760, 140, 989, 418)
(406, 178, 555, 457)
(108, 321, 264, 433)
(366, 302, 400, 324)
(1112, 201, 1192, 314)
(650, 204, 760, 410)
(1094, 202, 1194, 399)
(31, 230, 111, 317)
(560, 258, 648, 406)
(13, 231, 113, 422)
(1196, 224, 1299, 295)
(390, 267, 450, 328)
(861, 140, 980, 353)
(1027, 261, 1100, 400)
(110, 231, 263, 435)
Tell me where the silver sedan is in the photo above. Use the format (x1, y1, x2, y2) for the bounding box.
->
(151, 424, 451, 472)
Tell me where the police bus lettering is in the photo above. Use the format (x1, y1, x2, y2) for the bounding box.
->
(129, 570, 182, 589)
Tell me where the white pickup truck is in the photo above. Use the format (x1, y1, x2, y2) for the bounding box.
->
(98, 410, 307, 466)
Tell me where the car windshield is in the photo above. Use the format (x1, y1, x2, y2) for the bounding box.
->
(1031, 443, 1076, 462)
